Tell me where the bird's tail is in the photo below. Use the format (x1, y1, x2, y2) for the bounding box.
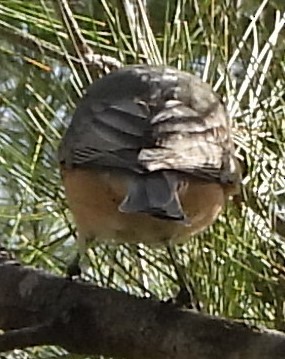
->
(119, 171, 188, 223)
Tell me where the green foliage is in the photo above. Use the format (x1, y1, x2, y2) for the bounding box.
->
(0, 0, 284, 357)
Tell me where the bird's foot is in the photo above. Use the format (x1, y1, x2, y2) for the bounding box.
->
(171, 284, 202, 311)
(166, 284, 202, 311)
(66, 253, 82, 280)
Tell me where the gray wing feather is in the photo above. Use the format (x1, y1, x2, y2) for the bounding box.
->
(59, 97, 150, 171)
(139, 102, 236, 182)
(59, 65, 238, 183)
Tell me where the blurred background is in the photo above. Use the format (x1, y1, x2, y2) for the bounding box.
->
(0, 0, 284, 357)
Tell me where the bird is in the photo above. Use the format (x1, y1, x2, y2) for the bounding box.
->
(58, 64, 241, 275)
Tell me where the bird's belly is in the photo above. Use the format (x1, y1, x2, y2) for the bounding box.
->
(62, 168, 225, 245)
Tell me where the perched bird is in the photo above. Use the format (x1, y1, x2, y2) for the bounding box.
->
(59, 65, 240, 269)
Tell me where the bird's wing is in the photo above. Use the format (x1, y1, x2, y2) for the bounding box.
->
(59, 65, 239, 184)
(138, 100, 238, 184)
(59, 96, 150, 172)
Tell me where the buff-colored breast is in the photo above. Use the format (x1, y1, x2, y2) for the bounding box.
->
(61, 167, 228, 245)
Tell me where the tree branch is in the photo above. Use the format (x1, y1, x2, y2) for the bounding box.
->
(0, 254, 284, 358)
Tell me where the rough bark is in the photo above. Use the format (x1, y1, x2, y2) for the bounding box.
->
(0, 255, 285, 358)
